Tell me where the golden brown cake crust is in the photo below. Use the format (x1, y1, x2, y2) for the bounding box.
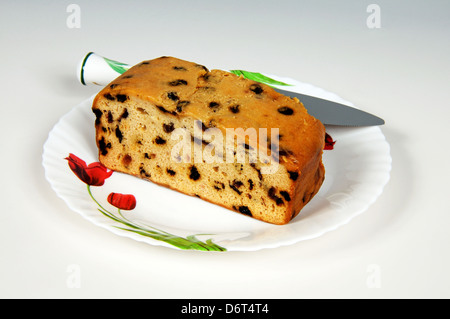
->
(92, 56, 325, 224)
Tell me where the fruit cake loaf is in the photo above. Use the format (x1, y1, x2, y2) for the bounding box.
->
(92, 56, 325, 225)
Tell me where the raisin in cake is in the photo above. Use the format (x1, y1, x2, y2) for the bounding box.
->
(92, 56, 325, 225)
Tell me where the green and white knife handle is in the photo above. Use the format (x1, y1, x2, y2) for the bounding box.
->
(78, 52, 131, 86)
(77, 52, 293, 88)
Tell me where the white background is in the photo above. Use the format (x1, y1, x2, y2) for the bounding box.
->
(1, 0, 449, 298)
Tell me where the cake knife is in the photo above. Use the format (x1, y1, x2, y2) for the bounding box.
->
(77, 52, 384, 127)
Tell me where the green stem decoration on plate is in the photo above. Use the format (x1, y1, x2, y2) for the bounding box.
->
(87, 185, 226, 252)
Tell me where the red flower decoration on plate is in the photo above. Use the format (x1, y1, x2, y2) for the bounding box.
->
(324, 133, 336, 150)
(107, 192, 137, 210)
(65, 153, 113, 186)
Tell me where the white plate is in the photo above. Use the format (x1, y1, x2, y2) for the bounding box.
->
(42, 76, 391, 252)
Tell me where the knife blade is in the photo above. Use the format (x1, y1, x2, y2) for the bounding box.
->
(275, 88, 384, 126)
(78, 52, 384, 126)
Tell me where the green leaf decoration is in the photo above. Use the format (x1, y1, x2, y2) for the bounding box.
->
(104, 57, 130, 75)
(112, 220, 227, 251)
(229, 70, 293, 87)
